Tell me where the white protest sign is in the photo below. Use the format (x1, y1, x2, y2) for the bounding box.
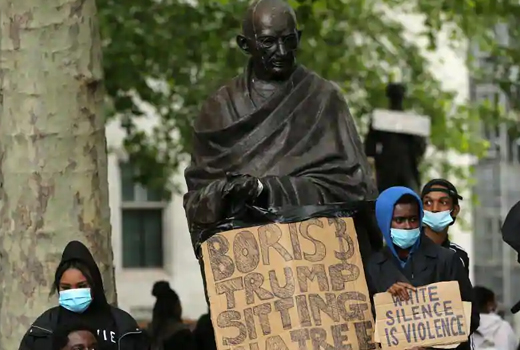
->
(373, 281, 468, 350)
(371, 109, 431, 137)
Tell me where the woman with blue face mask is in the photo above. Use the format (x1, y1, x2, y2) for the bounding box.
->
(19, 241, 148, 350)
(366, 187, 480, 350)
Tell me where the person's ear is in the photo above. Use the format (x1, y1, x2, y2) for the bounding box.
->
(236, 35, 251, 54)
(452, 204, 460, 218)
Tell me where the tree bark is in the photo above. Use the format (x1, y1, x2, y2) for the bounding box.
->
(0, 0, 116, 346)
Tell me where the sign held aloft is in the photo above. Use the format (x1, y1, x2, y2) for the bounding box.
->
(371, 109, 431, 137)
(201, 217, 375, 350)
(374, 281, 468, 350)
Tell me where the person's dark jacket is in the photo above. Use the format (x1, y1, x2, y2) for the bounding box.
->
(193, 313, 217, 350)
(366, 187, 479, 350)
(149, 322, 195, 350)
(18, 241, 148, 350)
(442, 238, 470, 276)
(19, 306, 146, 350)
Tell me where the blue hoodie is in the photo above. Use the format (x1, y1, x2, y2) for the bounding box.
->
(375, 186, 423, 267)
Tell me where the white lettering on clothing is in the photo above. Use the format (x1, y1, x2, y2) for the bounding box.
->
(96, 329, 117, 344)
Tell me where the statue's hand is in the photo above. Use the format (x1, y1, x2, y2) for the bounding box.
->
(224, 173, 260, 200)
(223, 174, 260, 218)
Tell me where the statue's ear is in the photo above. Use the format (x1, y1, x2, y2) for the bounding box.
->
(297, 30, 303, 42)
(236, 35, 251, 53)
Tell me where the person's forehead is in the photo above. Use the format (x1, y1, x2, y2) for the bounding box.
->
(68, 330, 97, 345)
(253, 10, 295, 36)
(393, 202, 418, 216)
(60, 268, 88, 283)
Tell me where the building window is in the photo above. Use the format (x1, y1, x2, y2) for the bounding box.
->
(120, 162, 167, 268)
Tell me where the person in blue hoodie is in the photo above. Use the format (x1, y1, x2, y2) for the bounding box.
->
(366, 186, 479, 349)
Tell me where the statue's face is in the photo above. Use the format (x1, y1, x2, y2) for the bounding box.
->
(247, 10, 300, 81)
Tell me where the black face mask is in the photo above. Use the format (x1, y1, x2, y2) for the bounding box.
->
(250, 30, 300, 81)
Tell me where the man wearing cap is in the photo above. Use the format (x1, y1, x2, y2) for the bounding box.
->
(421, 179, 470, 275)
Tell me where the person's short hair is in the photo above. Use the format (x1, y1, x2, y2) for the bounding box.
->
(396, 194, 419, 205)
(52, 322, 97, 350)
(473, 285, 495, 313)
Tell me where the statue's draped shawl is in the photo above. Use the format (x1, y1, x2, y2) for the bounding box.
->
(184, 62, 377, 246)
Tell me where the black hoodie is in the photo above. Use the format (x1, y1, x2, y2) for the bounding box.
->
(19, 241, 149, 350)
(55, 241, 118, 349)
(55, 240, 109, 307)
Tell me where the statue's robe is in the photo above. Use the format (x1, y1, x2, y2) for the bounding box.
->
(184, 62, 379, 250)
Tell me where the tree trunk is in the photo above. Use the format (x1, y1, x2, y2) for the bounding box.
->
(0, 0, 116, 346)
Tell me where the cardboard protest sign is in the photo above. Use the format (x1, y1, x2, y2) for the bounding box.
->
(434, 302, 472, 349)
(374, 281, 468, 350)
(201, 217, 375, 350)
(374, 302, 472, 349)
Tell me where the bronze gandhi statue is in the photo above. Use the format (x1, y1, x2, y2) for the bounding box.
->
(184, 0, 380, 255)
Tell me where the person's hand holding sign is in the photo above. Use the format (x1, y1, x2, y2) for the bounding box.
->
(387, 282, 416, 300)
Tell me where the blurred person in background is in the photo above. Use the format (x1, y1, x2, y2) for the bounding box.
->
(193, 309, 216, 350)
(19, 241, 147, 350)
(472, 286, 518, 350)
(421, 179, 470, 275)
(148, 281, 195, 350)
(52, 322, 98, 350)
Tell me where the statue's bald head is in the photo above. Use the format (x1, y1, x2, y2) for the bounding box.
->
(242, 0, 298, 38)
(237, 0, 301, 81)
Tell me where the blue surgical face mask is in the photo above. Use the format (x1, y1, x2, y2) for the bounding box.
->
(423, 210, 454, 232)
(59, 288, 92, 313)
(390, 228, 421, 249)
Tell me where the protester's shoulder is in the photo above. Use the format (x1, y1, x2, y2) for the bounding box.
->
(165, 328, 196, 349)
(448, 240, 466, 251)
(195, 313, 212, 328)
(429, 239, 458, 260)
(448, 241, 469, 257)
(435, 244, 469, 275)
(446, 242, 469, 267)
(366, 249, 386, 269)
(31, 306, 60, 329)
(110, 306, 140, 330)
(499, 317, 515, 332)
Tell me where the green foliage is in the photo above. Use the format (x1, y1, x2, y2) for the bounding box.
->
(419, 1, 520, 124)
(98, 0, 496, 193)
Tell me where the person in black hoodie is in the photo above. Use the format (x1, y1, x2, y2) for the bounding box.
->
(147, 281, 195, 350)
(19, 240, 148, 350)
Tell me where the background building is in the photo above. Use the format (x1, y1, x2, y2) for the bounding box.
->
(105, 119, 207, 322)
(470, 24, 520, 329)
